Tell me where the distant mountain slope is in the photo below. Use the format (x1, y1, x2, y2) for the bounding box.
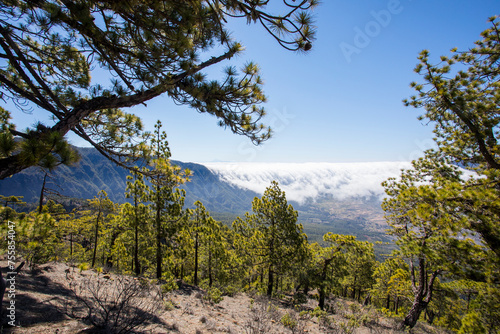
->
(0, 147, 257, 213)
(0, 147, 409, 242)
(0, 147, 130, 203)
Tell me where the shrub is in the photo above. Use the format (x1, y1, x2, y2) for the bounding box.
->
(78, 262, 89, 272)
(68, 275, 162, 333)
(160, 272, 179, 295)
(292, 292, 308, 306)
(280, 312, 298, 329)
(163, 299, 176, 311)
(203, 287, 223, 304)
(458, 312, 487, 334)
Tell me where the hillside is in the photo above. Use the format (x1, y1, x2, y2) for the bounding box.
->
(4, 261, 447, 334)
(0, 147, 402, 243)
(0, 147, 257, 214)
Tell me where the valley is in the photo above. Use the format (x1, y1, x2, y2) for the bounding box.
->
(0, 146, 398, 247)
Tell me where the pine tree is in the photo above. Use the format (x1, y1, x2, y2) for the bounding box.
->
(309, 233, 358, 310)
(233, 181, 307, 296)
(147, 121, 190, 279)
(391, 16, 500, 329)
(183, 200, 231, 287)
(341, 239, 376, 302)
(0, 1, 318, 178)
(372, 257, 410, 313)
(124, 171, 150, 276)
(382, 155, 486, 329)
(88, 190, 116, 268)
(404, 16, 500, 264)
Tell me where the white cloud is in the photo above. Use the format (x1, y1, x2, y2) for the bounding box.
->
(202, 162, 412, 204)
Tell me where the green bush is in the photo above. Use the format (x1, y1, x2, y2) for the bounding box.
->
(204, 287, 223, 304)
(280, 312, 298, 329)
(78, 262, 89, 272)
(161, 272, 179, 294)
(458, 312, 487, 334)
(164, 299, 176, 311)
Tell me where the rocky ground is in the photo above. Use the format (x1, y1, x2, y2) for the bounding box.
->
(0, 262, 448, 334)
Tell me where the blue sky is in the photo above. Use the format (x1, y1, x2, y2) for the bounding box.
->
(10, 1, 500, 163)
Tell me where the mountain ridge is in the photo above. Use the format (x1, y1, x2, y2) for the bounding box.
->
(0, 147, 403, 243)
(0, 147, 258, 214)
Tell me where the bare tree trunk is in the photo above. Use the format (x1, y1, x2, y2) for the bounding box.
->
(106, 230, 121, 268)
(318, 285, 327, 310)
(70, 233, 73, 258)
(402, 299, 428, 329)
(155, 220, 162, 279)
(38, 173, 48, 214)
(134, 224, 140, 276)
(400, 258, 440, 329)
(134, 196, 140, 276)
(267, 267, 274, 297)
(363, 293, 371, 306)
(318, 258, 333, 310)
(155, 198, 162, 279)
(194, 232, 199, 286)
(208, 248, 213, 287)
(91, 210, 102, 268)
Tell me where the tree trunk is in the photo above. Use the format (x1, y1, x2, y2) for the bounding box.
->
(91, 210, 101, 268)
(106, 230, 120, 268)
(208, 248, 213, 287)
(134, 196, 140, 276)
(318, 285, 327, 310)
(399, 258, 440, 329)
(70, 233, 73, 258)
(134, 223, 140, 276)
(363, 292, 371, 306)
(318, 258, 333, 310)
(155, 203, 162, 279)
(38, 173, 48, 214)
(267, 267, 274, 296)
(425, 308, 436, 325)
(194, 232, 199, 286)
(401, 299, 429, 329)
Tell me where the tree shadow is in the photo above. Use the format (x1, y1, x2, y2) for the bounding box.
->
(175, 280, 204, 296)
(0, 265, 73, 329)
(0, 263, 169, 333)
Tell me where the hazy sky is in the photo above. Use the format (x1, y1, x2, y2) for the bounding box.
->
(10, 1, 500, 163)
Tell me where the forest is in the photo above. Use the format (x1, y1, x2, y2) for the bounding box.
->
(0, 1, 499, 333)
(2, 171, 498, 333)
(1, 121, 499, 333)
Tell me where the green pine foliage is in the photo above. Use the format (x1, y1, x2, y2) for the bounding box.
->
(2, 10, 500, 333)
(233, 181, 308, 296)
(0, 1, 318, 179)
(1, 176, 499, 332)
(383, 16, 500, 331)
